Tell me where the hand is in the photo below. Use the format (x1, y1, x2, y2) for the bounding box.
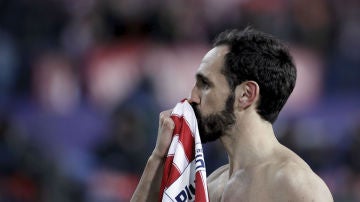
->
(152, 109, 175, 159)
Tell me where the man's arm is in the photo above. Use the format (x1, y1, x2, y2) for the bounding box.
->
(131, 110, 174, 202)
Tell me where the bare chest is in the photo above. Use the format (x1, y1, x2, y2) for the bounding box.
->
(208, 170, 270, 202)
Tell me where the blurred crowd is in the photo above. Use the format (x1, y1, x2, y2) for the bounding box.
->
(0, 0, 360, 201)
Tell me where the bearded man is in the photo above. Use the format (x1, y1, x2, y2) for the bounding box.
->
(131, 28, 333, 202)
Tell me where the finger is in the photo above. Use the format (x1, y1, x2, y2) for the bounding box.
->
(159, 109, 173, 124)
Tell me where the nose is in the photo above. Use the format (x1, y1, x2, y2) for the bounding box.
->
(188, 86, 200, 105)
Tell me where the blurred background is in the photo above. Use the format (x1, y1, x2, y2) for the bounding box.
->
(0, 0, 359, 201)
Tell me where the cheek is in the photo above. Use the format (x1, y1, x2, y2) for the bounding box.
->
(200, 91, 227, 116)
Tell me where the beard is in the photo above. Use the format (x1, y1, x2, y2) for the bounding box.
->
(191, 92, 236, 143)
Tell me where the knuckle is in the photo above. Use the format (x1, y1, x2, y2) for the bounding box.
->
(160, 110, 171, 119)
(159, 109, 173, 126)
(164, 118, 174, 129)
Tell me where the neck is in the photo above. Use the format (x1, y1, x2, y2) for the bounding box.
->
(219, 111, 279, 176)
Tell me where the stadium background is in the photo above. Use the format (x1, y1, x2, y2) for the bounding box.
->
(0, 0, 359, 201)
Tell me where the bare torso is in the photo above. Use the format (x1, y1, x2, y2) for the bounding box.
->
(207, 145, 332, 202)
(208, 164, 284, 202)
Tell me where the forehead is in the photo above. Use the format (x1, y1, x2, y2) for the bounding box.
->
(196, 45, 229, 78)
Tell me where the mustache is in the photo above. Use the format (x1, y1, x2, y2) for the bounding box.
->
(190, 102, 204, 129)
(190, 103, 201, 119)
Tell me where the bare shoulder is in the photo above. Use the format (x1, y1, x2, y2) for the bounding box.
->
(207, 164, 229, 183)
(207, 164, 229, 201)
(269, 149, 333, 202)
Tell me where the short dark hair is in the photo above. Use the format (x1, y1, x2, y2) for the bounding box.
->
(213, 27, 297, 123)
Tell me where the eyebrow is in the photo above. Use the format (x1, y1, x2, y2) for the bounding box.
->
(196, 73, 213, 86)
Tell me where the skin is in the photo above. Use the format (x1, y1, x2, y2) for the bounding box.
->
(131, 45, 333, 202)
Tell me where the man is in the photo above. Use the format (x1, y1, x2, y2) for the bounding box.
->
(131, 27, 333, 201)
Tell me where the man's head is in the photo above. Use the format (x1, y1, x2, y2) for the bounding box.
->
(190, 27, 297, 143)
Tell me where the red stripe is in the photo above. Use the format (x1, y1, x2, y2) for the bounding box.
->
(159, 156, 173, 201)
(172, 116, 195, 162)
(172, 116, 182, 136)
(178, 118, 195, 162)
(195, 172, 207, 201)
(167, 164, 181, 186)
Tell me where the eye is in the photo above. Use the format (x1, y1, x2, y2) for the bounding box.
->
(195, 74, 212, 90)
(197, 79, 210, 90)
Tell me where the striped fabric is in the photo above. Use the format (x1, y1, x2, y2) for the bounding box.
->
(159, 100, 209, 202)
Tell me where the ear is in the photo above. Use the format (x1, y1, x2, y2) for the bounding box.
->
(234, 81, 259, 110)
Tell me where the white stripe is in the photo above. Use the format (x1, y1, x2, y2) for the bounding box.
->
(173, 142, 189, 173)
(171, 102, 184, 116)
(164, 159, 196, 201)
(167, 135, 179, 155)
(182, 102, 198, 137)
(162, 192, 173, 202)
